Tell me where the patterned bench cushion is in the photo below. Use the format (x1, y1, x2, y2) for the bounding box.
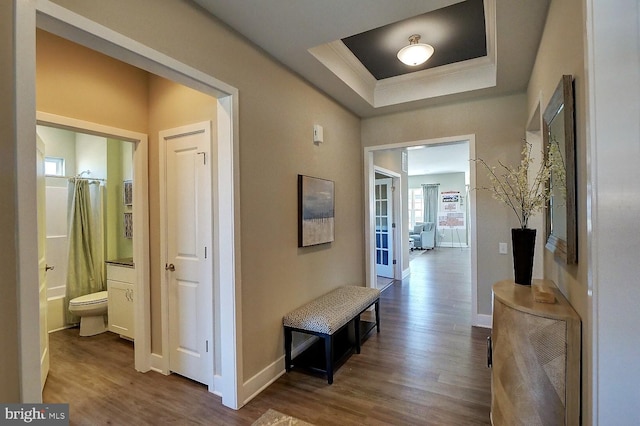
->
(283, 286, 380, 335)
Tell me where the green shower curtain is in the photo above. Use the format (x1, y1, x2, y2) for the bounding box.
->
(65, 178, 105, 324)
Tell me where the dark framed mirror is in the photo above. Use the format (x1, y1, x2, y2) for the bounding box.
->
(544, 75, 577, 264)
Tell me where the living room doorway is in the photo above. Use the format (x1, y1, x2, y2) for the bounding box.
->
(364, 135, 483, 327)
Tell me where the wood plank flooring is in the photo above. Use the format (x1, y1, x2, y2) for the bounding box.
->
(43, 247, 491, 425)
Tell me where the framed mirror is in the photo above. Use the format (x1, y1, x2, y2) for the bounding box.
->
(544, 75, 577, 263)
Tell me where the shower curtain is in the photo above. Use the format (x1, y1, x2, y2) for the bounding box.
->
(65, 178, 105, 323)
(422, 184, 439, 248)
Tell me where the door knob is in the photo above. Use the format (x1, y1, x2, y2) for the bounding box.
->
(45, 264, 55, 271)
(165, 263, 175, 271)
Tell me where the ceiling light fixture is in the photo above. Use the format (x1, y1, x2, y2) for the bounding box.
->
(397, 34, 434, 66)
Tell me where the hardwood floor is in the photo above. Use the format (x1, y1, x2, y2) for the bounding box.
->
(43, 247, 491, 425)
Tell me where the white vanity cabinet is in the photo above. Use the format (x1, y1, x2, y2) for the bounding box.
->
(107, 263, 135, 339)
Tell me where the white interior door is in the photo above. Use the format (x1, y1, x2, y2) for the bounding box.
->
(375, 178, 394, 278)
(163, 122, 213, 385)
(36, 134, 49, 390)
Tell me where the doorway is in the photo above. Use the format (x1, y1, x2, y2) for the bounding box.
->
(36, 113, 150, 381)
(364, 135, 481, 326)
(16, 3, 241, 408)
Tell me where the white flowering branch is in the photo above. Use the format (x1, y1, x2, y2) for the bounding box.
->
(473, 141, 555, 229)
(548, 135, 566, 201)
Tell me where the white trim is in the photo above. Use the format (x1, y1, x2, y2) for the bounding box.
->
(17, 0, 241, 408)
(364, 152, 376, 288)
(16, 0, 41, 402)
(46, 325, 75, 334)
(242, 360, 285, 407)
(216, 96, 242, 409)
(437, 242, 469, 248)
(468, 138, 480, 328)
(149, 353, 165, 374)
(36, 112, 151, 374)
(584, 2, 599, 423)
(212, 375, 223, 397)
(402, 267, 411, 280)
(475, 314, 492, 329)
(364, 135, 481, 327)
(158, 127, 170, 376)
(241, 338, 317, 407)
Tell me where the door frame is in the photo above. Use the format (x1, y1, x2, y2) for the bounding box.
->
(373, 167, 402, 280)
(16, 1, 242, 408)
(364, 135, 481, 326)
(36, 134, 49, 391)
(36, 111, 151, 373)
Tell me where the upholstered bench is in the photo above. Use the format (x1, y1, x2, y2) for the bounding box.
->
(283, 286, 380, 384)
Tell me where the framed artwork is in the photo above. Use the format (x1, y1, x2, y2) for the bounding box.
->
(124, 212, 133, 239)
(298, 175, 335, 247)
(123, 180, 133, 206)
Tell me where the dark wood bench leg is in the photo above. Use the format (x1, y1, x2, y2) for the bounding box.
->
(284, 327, 292, 372)
(354, 316, 361, 354)
(324, 334, 334, 384)
(375, 300, 380, 333)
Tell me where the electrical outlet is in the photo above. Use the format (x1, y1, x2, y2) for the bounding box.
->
(499, 242, 508, 254)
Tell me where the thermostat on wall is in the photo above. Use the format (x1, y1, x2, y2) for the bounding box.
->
(313, 124, 323, 144)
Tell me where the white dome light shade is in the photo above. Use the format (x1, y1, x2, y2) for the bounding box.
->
(397, 34, 434, 66)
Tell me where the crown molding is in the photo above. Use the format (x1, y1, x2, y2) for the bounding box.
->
(308, 0, 497, 109)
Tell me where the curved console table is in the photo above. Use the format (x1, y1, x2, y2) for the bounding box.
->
(490, 279, 581, 426)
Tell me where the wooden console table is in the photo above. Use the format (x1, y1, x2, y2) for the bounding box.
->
(490, 279, 581, 425)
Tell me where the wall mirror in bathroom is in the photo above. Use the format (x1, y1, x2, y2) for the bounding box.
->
(544, 75, 577, 264)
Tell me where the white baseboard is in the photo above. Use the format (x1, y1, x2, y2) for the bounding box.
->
(241, 335, 318, 407)
(149, 352, 167, 374)
(402, 267, 411, 279)
(47, 325, 76, 333)
(241, 357, 285, 407)
(475, 314, 492, 329)
(149, 351, 221, 396)
(211, 375, 223, 397)
(437, 242, 469, 248)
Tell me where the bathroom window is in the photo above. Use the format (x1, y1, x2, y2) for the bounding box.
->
(45, 157, 65, 177)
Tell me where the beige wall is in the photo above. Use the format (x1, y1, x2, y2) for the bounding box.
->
(526, 0, 589, 421)
(363, 93, 527, 315)
(0, 0, 21, 403)
(42, 0, 363, 381)
(36, 30, 148, 133)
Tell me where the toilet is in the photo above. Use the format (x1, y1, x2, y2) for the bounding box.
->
(68, 291, 109, 336)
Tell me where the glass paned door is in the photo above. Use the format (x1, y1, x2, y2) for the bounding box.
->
(375, 178, 393, 278)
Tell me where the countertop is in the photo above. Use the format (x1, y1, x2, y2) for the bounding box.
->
(106, 257, 134, 268)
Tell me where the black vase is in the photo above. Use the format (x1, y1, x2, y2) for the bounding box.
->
(511, 228, 536, 285)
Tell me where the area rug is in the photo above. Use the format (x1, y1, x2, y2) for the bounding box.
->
(251, 409, 314, 426)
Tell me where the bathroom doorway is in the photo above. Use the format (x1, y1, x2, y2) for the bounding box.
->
(35, 113, 151, 387)
(38, 124, 136, 337)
